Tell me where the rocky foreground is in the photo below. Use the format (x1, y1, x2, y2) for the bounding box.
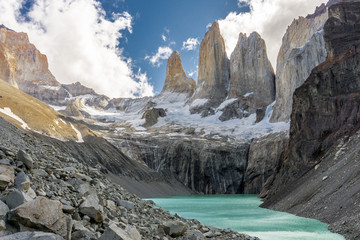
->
(0, 117, 257, 240)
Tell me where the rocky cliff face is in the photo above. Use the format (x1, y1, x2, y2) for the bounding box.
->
(270, 7, 329, 122)
(0, 25, 69, 104)
(244, 131, 288, 194)
(262, 2, 360, 239)
(112, 133, 250, 195)
(161, 51, 196, 96)
(191, 22, 230, 115)
(229, 32, 275, 107)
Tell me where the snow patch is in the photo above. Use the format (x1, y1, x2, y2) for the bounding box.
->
(0, 107, 29, 129)
(217, 98, 238, 110)
(244, 92, 254, 97)
(191, 99, 208, 108)
(70, 124, 84, 143)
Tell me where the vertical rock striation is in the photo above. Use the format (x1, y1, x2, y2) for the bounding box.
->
(229, 32, 275, 107)
(270, 6, 330, 122)
(191, 22, 230, 115)
(262, 2, 360, 239)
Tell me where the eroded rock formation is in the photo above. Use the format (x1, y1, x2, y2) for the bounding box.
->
(229, 32, 275, 107)
(161, 51, 196, 96)
(270, 7, 329, 122)
(191, 22, 230, 114)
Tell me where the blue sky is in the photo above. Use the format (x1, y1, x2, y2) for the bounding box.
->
(100, 0, 247, 94)
(1, 0, 325, 98)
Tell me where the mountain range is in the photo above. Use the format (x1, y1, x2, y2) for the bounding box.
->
(0, 0, 359, 239)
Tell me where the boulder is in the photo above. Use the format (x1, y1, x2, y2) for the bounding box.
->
(79, 191, 104, 223)
(8, 197, 68, 237)
(162, 220, 187, 237)
(0, 164, 14, 190)
(3, 189, 34, 209)
(0, 231, 64, 240)
(142, 108, 166, 127)
(116, 200, 135, 210)
(14, 171, 30, 191)
(17, 150, 33, 170)
(99, 223, 141, 240)
(0, 200, 9, 218)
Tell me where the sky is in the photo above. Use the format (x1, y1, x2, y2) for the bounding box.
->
(0, 0, 326, 98)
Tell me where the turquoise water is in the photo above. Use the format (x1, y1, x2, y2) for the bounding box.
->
(150, 195, 345, 240)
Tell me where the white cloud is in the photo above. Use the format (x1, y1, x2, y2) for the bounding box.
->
(218, 0, 326, 68)
(188, 70, 197, 78)
(237, 0, 250, 8)
(145, 46, 173, 67)
(182, 38, 200, 51)
(0, 0, 154, 98)
(161, 34, 167, 42)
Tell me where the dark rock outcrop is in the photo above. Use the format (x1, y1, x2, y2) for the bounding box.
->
(142, 108, 166, 127)
(244, 131, 288, 194)
(115, 135, 250, 194)
(262, 2, 360, 239)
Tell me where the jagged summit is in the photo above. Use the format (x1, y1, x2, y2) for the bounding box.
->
(190, 22, 230, 114)
(161, 51, 196, 96)
(229, 31, 275, 107)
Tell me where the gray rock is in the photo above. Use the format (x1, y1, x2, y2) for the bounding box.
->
(0, 200, 9, 218)
(244, 131, 289, 194)
(71, 229, 96, 240)
(229, 32, 275, 107)
(17, 150, 34, 170)
(99, 223, 141, 240)
(7, 197, 68, 238)
(271, 11, 328, 122)
(142, 108, 166, 128)
(62, 205, 75, 214)
(116, 200, 134, 210)
(32, 169, 48, 178)
(14, 172, 30, 191)
(79, 191, 104, 223)
(0, 164, 14, 190)
(0, 231, 64, 240)
(162, 220, 187, 237)
(3, 189, 32, 209)
(255, 107, 266, 123)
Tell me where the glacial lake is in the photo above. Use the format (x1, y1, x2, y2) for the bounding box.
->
(150, 195, 345, 240)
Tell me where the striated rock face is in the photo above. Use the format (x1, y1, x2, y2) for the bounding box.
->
(229, 32, 275, 107)
(115, 135, 250, 194)
(191, 22, 230, 113)
(244, 131, 288, 194)
(0, 26, 69, 104)
(270, 6, 329, 122)
(161, 51, 196, 96)
(262, 3, 360, 239)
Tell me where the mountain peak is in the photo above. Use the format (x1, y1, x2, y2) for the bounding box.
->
(161, 50, 195, 95)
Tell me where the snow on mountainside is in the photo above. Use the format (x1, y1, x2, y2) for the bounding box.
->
(62, 91, 288, 141)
